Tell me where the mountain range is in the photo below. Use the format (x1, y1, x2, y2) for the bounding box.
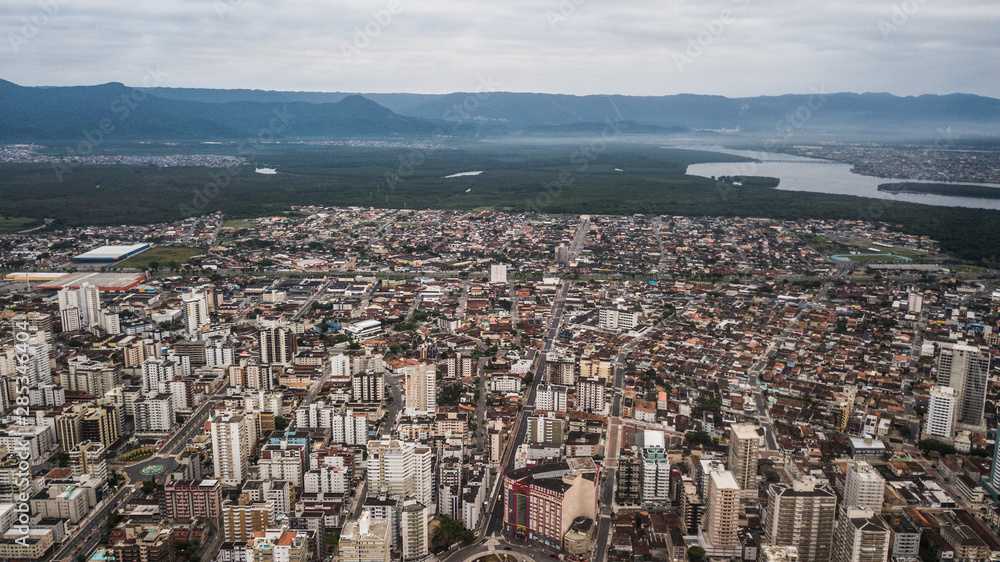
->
(2, 78, 999, 142)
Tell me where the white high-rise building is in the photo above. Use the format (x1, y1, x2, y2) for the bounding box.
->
(574, 377, 606, 414)
(353, 370, 385, 403)
(535, 384, 568, 412)
(331, 410, 369, 446)
(134, 393, 176, 433)
(205, 344, 235, 367)
(141, 358, 177, 394)
(907, 292, 923, 313)
(211, 412, 253, 486)
(490, 263, 507, 284)
(404, 363, 436, 417)
(924, 385, 958, 440)
(937, 343, 990, 428)
(182, 290, 211, 335)
(728, 424, 761, 504)
(842, 460, 885, 516)
(58, 282, 102, 332)
(259, 326, 296, 365)
(400, 499, 430, 561)
(330, 353, 352, 378)
(641, 431, 671, 506)
(366, 439, 434, 506)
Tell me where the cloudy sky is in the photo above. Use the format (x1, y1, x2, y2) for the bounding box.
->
(2, 0, 998, 97)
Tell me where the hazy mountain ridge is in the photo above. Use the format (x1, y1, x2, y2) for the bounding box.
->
(2, 79, 999, 141)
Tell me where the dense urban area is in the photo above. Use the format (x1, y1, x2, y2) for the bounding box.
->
(2, 205, 1000, 562)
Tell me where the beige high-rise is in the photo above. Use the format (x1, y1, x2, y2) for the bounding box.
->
(764, 478, 837, 562)
(727, 424, 760, 503)
(704, 469, 741, 550)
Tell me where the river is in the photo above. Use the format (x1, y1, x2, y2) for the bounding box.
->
(679, 146, 1000, 211)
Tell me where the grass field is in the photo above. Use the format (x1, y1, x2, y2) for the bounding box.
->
(0, 216, 43, 233)
(222, 219, 255, 228)
(114, 246, 205, 269)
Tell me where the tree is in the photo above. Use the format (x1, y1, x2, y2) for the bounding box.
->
(430, 516, 475, 553)
(141, 479, 157, 495)
(274, 415, 289, 432)
(917, 439, 957, 457)
(688, 546, 706, 562)
(685, 431, 713, 446)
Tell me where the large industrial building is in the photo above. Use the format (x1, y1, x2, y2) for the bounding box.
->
(72, 243, 150, 263)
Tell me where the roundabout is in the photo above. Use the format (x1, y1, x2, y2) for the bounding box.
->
(140, 464, 166, 475)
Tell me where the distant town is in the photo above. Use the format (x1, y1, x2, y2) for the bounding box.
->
(1, 206, 999, 562)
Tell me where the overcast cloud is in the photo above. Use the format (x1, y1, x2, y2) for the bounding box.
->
(2, 0, 998, 97)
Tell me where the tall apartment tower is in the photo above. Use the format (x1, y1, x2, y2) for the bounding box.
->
(555, 244, 569, 264)
(937, 344, 990, 428)
(366, 439, 434, 506)
(182, 290, 211, 335)
(832, 508, 892, 562)
(640, 444, 671, 506)
(58, 282, 102, 332)
(574, 377, 606, 414)
(924, 385, 958, 440)
(211, 412, 253, 486)
(763, 478, 837, 562)
(704, 469, 741, 554)
(728, 424, 761, 504)
(842, 460, 885, 516)
(259, 326, 297, 365)
(490, 263, 508, 284)
(404, 363, 436, 417)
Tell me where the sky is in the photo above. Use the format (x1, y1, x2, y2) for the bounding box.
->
(2, 0, 999, 98)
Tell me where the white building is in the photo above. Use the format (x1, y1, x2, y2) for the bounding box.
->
(490, 263, 507, 284)
(574, 377, 606, 414)
(205, 344, 235, 367)
(400, 499, 430, 561)
(134, 393, 176, 433)
(210, 411, 253, 486)
(338, 510, 391, 562)
(182, 290, 211, 335)
(937, 343, 990, 429)
(141, 358, 178, 395)
(599, 308, 640, 331)
(641, 438, 671, 506)
(70, 440, 108, 486)
(58, 282, 101, 332)
(924, 385, 957, 440)
(832, 508, 891, 562)
(842, 460, 885, 515)
(404, 363, 436, 417)
(366, 439, 434, 507)
(259, 326, 296, 365)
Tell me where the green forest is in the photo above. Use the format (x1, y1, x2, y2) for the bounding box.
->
(3, 142, 1000, 263)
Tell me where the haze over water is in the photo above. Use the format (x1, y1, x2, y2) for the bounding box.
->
(683, 146, 1000, 211)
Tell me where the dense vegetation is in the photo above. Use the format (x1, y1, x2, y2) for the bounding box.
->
(879, 182, 1000, 199)
(4, 142, 1000, 263)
